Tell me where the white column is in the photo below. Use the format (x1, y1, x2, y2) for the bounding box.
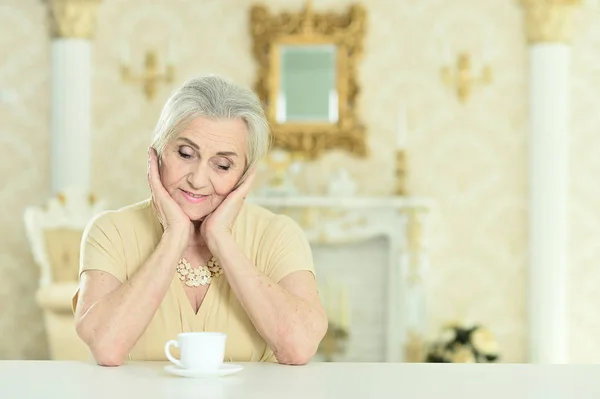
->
(51, 40, 92, 193)
(528, 44, 570, 364)
(45, 0, 101, 194)
(522, 0, 579, 364)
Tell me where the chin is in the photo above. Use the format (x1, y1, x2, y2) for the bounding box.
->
(179, 204, 212, 222)
(185, 210, 210, 222)
(176, 198, 218, 223)
(171, 189, 225, 221)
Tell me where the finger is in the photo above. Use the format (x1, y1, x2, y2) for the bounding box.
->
(234, 169, 257, 198)
(148, 147, 168, 197)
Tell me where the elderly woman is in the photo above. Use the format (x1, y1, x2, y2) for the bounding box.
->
(72, 75, 328, 366)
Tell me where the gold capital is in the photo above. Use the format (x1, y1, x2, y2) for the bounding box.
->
(521, 0, 581, 44)
(44, 0, 102, 39)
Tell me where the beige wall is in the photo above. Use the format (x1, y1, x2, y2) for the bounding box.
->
(0, 0, 51, 359)
(569, 9, 600, 364)
(0, 0, 597, 362)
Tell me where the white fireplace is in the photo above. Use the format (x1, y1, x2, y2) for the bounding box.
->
(248, 195, 432, 362)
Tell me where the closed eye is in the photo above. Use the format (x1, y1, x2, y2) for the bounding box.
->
(178, 149, 192, 159)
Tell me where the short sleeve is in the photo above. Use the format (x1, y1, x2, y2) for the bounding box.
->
(72, 211, 128, 313)
(261, 214, 315, 283)
(78, 211, 127, 282)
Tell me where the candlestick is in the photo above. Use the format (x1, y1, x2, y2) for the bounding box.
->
(396, 105, 407, 150)
(395, 150, 407, 196)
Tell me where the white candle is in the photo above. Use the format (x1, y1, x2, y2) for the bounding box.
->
(276, 91, 287, 123)
(328, 89, 339, 123)
(396, 104, 408, 150)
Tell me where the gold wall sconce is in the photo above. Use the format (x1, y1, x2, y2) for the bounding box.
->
(394, 104, 409, 196)
(441, 52, 492, 104)
(395, 150, 407, 196)
(121, 50, 174, 101)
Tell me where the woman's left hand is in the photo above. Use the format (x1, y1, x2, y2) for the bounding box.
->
(201, 169, 256, 253)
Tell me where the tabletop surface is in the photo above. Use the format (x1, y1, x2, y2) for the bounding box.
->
(1, 360, 600, 399)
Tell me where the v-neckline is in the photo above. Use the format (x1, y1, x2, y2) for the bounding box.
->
(173, 274, 216, 318)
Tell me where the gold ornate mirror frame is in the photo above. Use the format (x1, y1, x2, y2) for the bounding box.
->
(250, 2, 367, 159)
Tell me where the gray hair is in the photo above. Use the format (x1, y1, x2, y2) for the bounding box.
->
(151, 75, 270, 183)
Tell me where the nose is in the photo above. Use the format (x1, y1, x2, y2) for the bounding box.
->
(187, 163, 210, 190)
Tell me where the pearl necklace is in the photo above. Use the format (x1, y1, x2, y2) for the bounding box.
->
(176, 257, 223, 287)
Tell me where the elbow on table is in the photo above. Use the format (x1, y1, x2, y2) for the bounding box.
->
(285, 353, 314, 366)
(275, 340, 320, 366)
(277, 350, 314, 366)
(277, 314, 328, 365)
(75, 319, 129, 367)
(92, 349, 127, 367)
(84, 337, 128, 367)
(76, 325, 128, 367)
(89, 336, 130, 367)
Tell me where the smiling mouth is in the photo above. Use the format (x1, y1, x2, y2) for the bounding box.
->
(181, 189, 206, 198)
(180, 189, 210, 203)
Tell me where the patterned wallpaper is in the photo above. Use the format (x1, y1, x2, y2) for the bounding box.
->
(568, 7, 600, 364)
(0, 0, 597, 363)
(0, 0, 51, 359)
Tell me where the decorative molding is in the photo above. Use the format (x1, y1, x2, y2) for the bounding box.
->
(44, 0, 102, 39)
(521, 0, 582, 44)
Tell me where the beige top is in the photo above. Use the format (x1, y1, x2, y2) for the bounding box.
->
(72, 199, 315, 363)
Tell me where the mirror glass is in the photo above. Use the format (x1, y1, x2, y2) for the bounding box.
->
(277, 44, 337, 124)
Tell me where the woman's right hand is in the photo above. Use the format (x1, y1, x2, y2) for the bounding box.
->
(147, 147, 193, 246)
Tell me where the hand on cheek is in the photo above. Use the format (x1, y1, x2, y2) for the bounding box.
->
(200, 170, 256, 253)
(147, 147, 193, 244)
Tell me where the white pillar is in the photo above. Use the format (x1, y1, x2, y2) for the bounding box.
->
(528, 44, 570, 365)
(522, 0, 580, 364)
(45, 0, 101, 194)
(51, 40, 92, 193)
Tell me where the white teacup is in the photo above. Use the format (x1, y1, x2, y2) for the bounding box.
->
(164, 332, 227, 371)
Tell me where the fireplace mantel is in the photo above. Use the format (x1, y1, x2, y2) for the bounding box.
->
(248, 195, 432, 362)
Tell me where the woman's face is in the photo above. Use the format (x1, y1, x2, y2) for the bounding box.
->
(158, 116, 247, 222)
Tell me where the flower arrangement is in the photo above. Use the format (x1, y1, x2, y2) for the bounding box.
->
(425, 323, 500, 363)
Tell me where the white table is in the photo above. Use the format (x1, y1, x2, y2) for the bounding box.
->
(2, 361, 600, 399)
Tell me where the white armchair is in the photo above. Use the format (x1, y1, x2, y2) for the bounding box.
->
(23, 187, 106, 360)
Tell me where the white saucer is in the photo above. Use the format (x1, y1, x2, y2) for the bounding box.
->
(164, 364, 243, 378)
